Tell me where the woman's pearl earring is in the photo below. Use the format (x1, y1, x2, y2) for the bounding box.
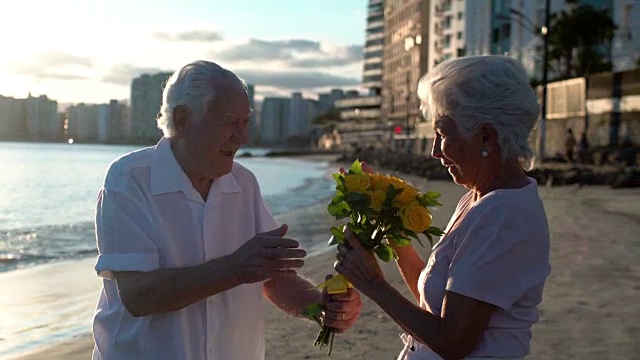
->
(482, 150, 489, 157)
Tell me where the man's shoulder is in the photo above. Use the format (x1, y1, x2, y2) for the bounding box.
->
(231, 161, 257, 181)
(104, 146, 155, 188)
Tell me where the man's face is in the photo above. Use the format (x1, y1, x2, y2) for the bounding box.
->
(178, 82, 251, 180)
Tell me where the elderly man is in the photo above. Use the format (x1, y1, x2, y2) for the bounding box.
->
(92, 60, 362, 359)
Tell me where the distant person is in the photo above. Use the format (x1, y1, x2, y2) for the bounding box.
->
(334, 56, 551, 359)
(577, 132, 591, 164)
(618, 135, 637, 167)
(564, 128, 577, 163)
(92, 60, 361, 359)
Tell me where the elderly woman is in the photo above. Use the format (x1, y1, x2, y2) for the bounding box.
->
(335, 55, 551, 360)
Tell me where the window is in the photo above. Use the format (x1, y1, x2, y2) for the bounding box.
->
(443, 35, 452, 48)
(502, 23, 511, 39)
(492, 28, 500, 43)
(457, 31, 462, 40)
(457, 12, 463, 20)
(444, 16, 452, 29)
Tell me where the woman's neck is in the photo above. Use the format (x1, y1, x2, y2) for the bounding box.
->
(471, 160, 529, 202)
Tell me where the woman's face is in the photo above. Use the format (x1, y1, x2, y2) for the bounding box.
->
(430, 116, 484, 188)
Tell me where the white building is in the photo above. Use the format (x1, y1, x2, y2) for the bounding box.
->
(285, 92, 318, 138)
(130, 72, 172, 142)
(612, 0, 640, 72)
(428, 0, 637, 79)
(0, 96, 26, 139)
(260, 97, 290, 144)
(363, 0, 385, 94)
(26, 94, 59, 140)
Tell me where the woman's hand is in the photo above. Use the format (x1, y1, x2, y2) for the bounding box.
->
(334, 229, 386, 297)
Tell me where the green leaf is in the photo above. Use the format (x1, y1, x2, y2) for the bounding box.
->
(348, 159, 363, 174)
(403, 229, 418, 239)
(331, 226, 344, 244)
(332, 173, 342, 183)
(346, 192, 371, 213)
(425, 191, 441, 199)
(427, 226, 446, 236)
(374, 243, 395, 262)
(346, 222, 361, 233)
(302, 302, 326, 318)
(327, 201, 350, 219)
(390, 236, 411, 246)
(424, 233, 434, 247)
(328, 236, 341, 246)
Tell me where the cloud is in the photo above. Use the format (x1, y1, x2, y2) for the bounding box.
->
(4, 51, 94, 80)
(153, 30, 223, 42)
(35, 51, 93, 68)
(7, 62, 91, 80)
(289, 44, 363, 68)
(213, 38, 320, 61)
(211, 38, 362, 68)
(101, 64, 170, 85)
(235, 69, 360, 89)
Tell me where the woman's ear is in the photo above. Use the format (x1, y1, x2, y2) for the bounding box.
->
(482, 125, 498, 148)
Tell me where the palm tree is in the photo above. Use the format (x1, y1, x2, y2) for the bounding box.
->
(549, 4, 616, 79)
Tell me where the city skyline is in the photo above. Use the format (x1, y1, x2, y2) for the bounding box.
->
(1, 0, 367, 105)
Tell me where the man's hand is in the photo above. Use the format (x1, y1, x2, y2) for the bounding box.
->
(321, 274, 362, 333)
(229, 224, 306, 284)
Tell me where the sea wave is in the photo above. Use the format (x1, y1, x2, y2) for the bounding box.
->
(0, 175, 334, 274)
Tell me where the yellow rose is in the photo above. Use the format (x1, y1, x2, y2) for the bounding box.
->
(344, 174, 370, 193)
(370, 174, 391, 191)
(393, 183, 419, 206)
(369, 189, 387, 211)
(399, 201, 432, 233)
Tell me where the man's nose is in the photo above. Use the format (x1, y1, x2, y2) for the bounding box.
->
(233, 123, 249, 144)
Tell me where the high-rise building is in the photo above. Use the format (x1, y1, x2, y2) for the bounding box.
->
(330, 0, 387, 150)
(317, 89, 345, 114)
(246, 84, 260, 145)
(381, 0, 431, 152)
(285, 92, 318, 138)
(260, 97, 290, 144)
(363, 0, 385, 95)
(108, 100, 131, 143)
(0, 96, 27, 139)
(612, 0, 639, 72)
(130, 72, 172, 143)
(26, 94, 59, 140)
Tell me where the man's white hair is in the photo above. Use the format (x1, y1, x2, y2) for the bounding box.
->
(417, 55, 540, 170)
(156, 60, 246, 137)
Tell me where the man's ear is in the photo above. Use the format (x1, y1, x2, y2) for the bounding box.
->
(173, 105, 189, 136)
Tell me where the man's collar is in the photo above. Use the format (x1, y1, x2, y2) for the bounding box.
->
(150, 137, 242, 198)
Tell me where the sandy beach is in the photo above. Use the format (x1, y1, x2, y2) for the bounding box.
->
(11, 169, 640, 359)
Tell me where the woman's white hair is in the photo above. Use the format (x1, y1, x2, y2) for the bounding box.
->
(417, 55, 540, 170)
(157, 60, 246, 137)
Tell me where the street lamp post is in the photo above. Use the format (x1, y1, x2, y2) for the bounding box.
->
(405, 71, 411, 154)
(540, 0, 550, 161)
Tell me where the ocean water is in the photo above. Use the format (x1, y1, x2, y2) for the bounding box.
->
(0, 141, 336, 358)
(0, 141, 335, 273)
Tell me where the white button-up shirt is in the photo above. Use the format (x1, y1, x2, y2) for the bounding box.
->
(93, 137, 277, 360)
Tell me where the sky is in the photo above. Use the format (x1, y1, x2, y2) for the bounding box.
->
(0, 0, 367, 106)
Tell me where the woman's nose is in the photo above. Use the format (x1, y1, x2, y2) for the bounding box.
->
(431, 139, 442, 158)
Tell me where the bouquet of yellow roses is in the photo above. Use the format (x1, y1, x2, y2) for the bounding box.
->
(302, 159, 444, 355)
